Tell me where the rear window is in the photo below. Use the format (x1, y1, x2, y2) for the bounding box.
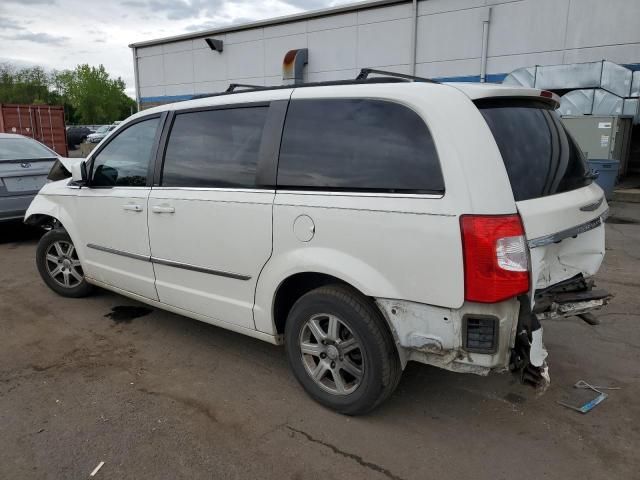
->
(478, 100, 591, 201)
(0, 137, 56, 161)
(277, 99, 444, 193)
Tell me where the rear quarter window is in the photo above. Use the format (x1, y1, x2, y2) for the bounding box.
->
(277, 99, 444, 193)
(478, 99, 591, 202)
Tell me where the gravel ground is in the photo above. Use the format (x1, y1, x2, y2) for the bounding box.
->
(0, 206, 638, 480)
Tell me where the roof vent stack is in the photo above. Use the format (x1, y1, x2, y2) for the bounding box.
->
(283, 48, 308, 85)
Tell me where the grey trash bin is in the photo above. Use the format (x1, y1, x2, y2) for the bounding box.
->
(587, 159, 620, 200)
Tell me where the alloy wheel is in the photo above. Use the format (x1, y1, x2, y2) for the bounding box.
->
(45, 240, 84, 289)
(299, 313, 365, 395)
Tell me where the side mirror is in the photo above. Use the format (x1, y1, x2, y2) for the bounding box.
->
(71, 160, 89, 185)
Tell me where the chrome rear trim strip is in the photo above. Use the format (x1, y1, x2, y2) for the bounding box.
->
(151, 257, 251, 281)
(87, 243, 151, 262)
(527, 210, 607, 249)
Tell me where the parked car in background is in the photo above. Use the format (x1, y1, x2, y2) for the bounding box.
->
(87, 124, 117, 143)
(66, 126, 94, 149)
(26, 74, 611, 414)
(0, 133, 61, 222)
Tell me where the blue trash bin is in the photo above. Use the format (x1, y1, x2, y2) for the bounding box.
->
(587, 159, 620, 200)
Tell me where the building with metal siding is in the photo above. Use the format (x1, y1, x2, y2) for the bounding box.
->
(129, 0, 640, 109)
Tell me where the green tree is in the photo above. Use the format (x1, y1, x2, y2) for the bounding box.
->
(55, 64, 136, 124)
(0, 62, 136, 124)
(0, 63, 60, 105)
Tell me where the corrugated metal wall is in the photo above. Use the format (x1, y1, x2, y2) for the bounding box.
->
(133, 0, 640, 107)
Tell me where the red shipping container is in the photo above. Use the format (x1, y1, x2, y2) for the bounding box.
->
(0, 104, 68, 157)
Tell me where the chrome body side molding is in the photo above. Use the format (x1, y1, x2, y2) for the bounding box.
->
(86, 243, 251, 280)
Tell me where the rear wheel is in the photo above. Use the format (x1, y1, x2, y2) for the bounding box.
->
(285, 285, 401, 415)
(36, 229, 93, 297)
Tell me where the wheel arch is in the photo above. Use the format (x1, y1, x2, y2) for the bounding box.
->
(268, 271, 402, 364)
(272, 272, 348, 336)
(24, 194, 81, 250)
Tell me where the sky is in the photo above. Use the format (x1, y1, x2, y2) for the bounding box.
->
(0, 0, 350, 97)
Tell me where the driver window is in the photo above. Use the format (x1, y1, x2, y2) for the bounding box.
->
(91, 117, 160, 187)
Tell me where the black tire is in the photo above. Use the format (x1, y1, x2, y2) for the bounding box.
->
(285, 284, 402, 415)
(36, 228, 93, 298)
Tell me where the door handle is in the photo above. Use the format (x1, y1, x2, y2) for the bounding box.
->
(122, 204, 143, 212)
(152, 205, 175, 214)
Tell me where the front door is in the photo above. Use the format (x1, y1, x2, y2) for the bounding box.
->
(148, 102, 279, 329)
(76, 115, 163, 300)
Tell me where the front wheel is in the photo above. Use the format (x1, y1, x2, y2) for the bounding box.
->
(36, 228, 93, 298)
(285, 285, 401, 415)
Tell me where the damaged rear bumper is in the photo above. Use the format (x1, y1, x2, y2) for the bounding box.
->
(376, 275, 611, 390)
(533, 275, 612, 321)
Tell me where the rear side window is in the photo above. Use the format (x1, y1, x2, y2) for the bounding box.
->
(162, 106, 268, 188)
(277, 99, 444, 193)
(478, 100, 591, 201)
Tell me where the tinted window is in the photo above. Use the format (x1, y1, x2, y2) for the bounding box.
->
(479, 101, 591, 201)
(0, 137, 56, 161)
(162, 107, 268, 188)
(91, 117, 160, 187)
(277, 99, 443, 193)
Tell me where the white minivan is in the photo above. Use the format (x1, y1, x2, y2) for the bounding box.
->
(26, 71, 611, 414)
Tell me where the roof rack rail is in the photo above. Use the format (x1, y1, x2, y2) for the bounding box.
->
(225, 83, 268, 93)
(356, 68, 439, 84)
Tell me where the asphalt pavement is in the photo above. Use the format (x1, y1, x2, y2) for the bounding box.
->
(1, 207, 639, 479)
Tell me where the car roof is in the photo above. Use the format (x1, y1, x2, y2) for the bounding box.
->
(131, 80, 559, 120)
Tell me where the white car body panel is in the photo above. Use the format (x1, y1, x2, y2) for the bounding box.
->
(75, 186, 158, 300)
(517, 182, 607, 294)
(148, 188, 275, 330)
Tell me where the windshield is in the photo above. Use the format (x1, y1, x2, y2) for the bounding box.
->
(0, 137, 57, 161)
(478, 99, 591, 202)
(95, 125, 110, 134)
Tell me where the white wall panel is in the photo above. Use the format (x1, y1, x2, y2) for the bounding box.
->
(563, 44, 640, 66)
(418, 0, 485, 16)
(306, 69, 358, 82)
(226, 28, 263, 44)
(488, 0, 569, 56)
(193, 80, 229, 94)
(357, 18, 413, 68)
(193, 48, 227, 82)
(264, 21, 307, 39)
(564, 0, 640, 49)
(165, 83, 194, 95)
(307, 26, 357, 72)
(137, 45, 163, 58)
(163, 51, 194, 85)
(226, 41, 265, 79)
(416, 8, 483, 63)
(163, 40, 193, 54)
(227, 76, 266, 86)
(358, 3, 411, 23)
(486, 51, 564, 75)
(264, 75, 283, 86)
(307, 12, 357, 32)
(416, 58, 481, 78)
(138, 55, 164, 87)
(139, 85, 165, 98)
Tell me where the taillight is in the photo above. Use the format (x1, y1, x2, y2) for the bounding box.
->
(460, 214, 530, 303)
